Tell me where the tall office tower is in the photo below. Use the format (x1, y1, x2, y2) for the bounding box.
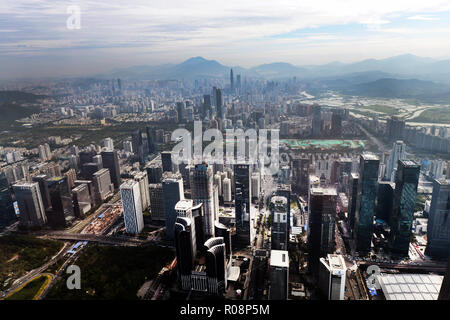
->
(276, 184, 292, 230)
(38, 144, 48, 161)
(331, 112, 342, 136)
(72, 183, 92, 218)
(46, 176, 75, 229)
(318, 254, 347, 300)
(385, 141, 406, 182)
(32, 174, 51, 210)
(389, 160, 420, 255)
(386, 116, 405, 142)
(234, 164, 251, 213)
(354, 154, 379, 253)
(78, 150, 96, 167)
(176, 101, 186, 123)
(145, 126, 157, 154)
(214, 173, 222, 197)
(292, 156, 310, 196)
(222, 177, 232, 203)
(347, 173, 359, 231)
(191, 163, 216, 238)
(236, 74, 241, 93)
(81, 162, 102, 180)
(174, 216, 196, 290)
(13, 182, 46, 228)
(215, 221, 232, 263)
(101, 150, 121, 189)
(426, 179, 450, 258)
(120, 180, 144, 234)
(103, 137, 114, 150)
(74, 180, 95, 207)
(215, 88, 223, 118)
(376, 181, 395, 223)
(92, 168, 114, 202)
(175, 199, 197, 254)
(230, 69, 234, 92)
(146, 163, 163, 183)
(123, 140, 133, 153)
(149, 183, 164, 221)
(202, 94, 212, 118)
(251, 173, 260, 202)
(162, 172, 184, 239)
(312, 105, 322, 136)
(132, 171, 150, 211)
(307, 187, 337, 277)
(204, 237, 227, 295)
(269, 250, 289, 300)
(161, 151, 173, 173)
(132, 129, 145, 164)
(447, 162, 450, 179)
(270, 196, 288, 251)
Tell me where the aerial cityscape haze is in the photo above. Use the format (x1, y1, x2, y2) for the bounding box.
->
(1, 1, 450, 314)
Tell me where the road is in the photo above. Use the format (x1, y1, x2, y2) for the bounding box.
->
(357, 123, 388, 152)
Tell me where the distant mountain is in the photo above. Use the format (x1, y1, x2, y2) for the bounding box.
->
(341, 78, 450, 102)
(0, 90, 45, 104)
(249, 62, 307, 78)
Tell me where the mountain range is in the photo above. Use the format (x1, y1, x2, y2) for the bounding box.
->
(96, 54, 450, 84)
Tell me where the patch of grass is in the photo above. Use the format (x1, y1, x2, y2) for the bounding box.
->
(0, 235, 63, 290)
(359, 104, 399, 115)
(45, 245, 175, 300)
(5, 275, 48, 300)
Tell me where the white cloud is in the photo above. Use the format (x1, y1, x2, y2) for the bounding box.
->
(407, 15, 440, 21)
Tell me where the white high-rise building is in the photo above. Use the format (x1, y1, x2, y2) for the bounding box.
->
(120, 180, 144, 234)
(134, 171, 150, 211)
(318, 254, 347, 300)
(104, 137, 114, 150)
(223, 177, 232, 202)
(385, 140, 406, 182)
(251, 173, 260, 201)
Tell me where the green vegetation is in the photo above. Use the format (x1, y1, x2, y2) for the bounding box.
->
(358, 104, 399, 115)
(5, 275, 48, 300)
(415, 194, 428, 212)
(45, 245, 175, 300)
(0, 235, 63, 290)
(409, 107, 450, 124)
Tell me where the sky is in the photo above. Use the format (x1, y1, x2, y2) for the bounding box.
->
(1, 0, 450, 79)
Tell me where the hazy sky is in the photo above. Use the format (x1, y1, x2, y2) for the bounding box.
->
(2, 0, 450, 79)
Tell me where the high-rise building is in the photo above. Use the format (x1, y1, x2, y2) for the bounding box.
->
(161, 151, 173, 172)
(270, 196, 288, 251)
(32, 174, 51, 211)
(230, 68, 234, 92)
(46, 176, 75, 229)
(174, 216, 196, 290)
(132, 129, 145, 164)
(348, 173, 359, 231)
(120, 180, 144, 234)
(312, 105, 322, 136)
(162, 172, 184, 239)
(204, 237, 227, 294)
(191, 163, 216, 238)
(331, 112, 342, 136)
(307, 186, 337, 277)
(426, 179, 450, 258)
(222, 177, 232, 203)
(251, 173, 260, 202)
(103, 137, 114, 151)
(149, 183, 164, 221)
(72, 183, 92, 218)
(318, 254, 347, 300)
(389, 160, 420, 255)
(146, 163, 163, 183)
(376, 181, 395, 223)
(385, 141, 406, 182)
(101, 150, 121, 189)
(92, 168, 114, 202)
(81, 162, 102, 181)
(276, 184, 291, 231)
(145, 126, 157, 154)
(386, 116, 405, 142)
(13, 182, 47, 228)
(269, 250, 289, 300)
(176, 101, 186, 123)
(354, 154, 379, 253)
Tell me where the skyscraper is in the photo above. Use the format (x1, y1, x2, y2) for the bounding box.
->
(13, 182, 47, 228)
(120, 180, 144, 234)
(32, 174, 51, 211)
(174, 216, 196, 290)
(270, 196, 288, 251)
(307, 186, 337, 277)
(388, 160, 420, 255)
(92, 168, 114, 202)
(204, 237, 227, 294)
(230, 68, 234, 92)
(101, 150, 121, 189)
(191, 163, 216, 239)
(133, 171, 150, 211)
(46, 176, 75, 229)
(162, 172, 184, 239)
(354, 153, 379, 253)
(426, 179, 450, 258)
(72, 183, 92, 218)
(161, 151, 173, 173)
(318, 254, 347, 300)
(312, 105, 322, 136)
(376, 181, 395, 223)
(149, 183, 164, 221)
(385, 141, 406, 182)
(269, 250, 289, 300)
(348, 173, 359, 231)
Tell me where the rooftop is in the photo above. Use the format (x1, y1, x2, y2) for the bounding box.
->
(377, 273, 443, 300)
(310, 187, 337, 196)
(175, 199, 193, 211)
(270, 250, 289, 268)
(361, 153, 379, 161)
